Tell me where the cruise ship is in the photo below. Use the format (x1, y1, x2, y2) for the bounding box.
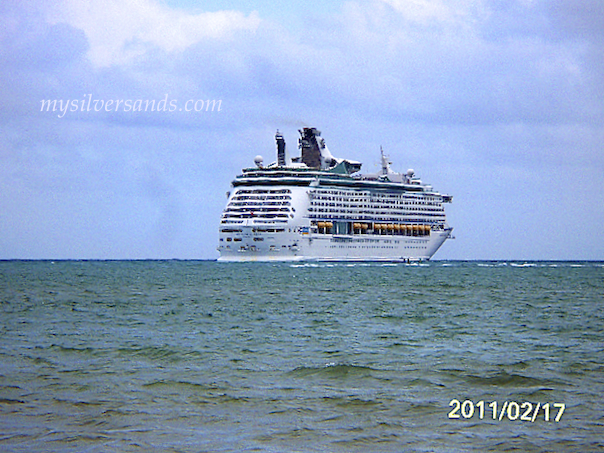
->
(218, 127, 453, 261)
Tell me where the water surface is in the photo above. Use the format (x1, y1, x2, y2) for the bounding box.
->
(1, 260, 603, 452)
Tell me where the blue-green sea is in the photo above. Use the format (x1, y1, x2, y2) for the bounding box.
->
(1, 260, 603, 452)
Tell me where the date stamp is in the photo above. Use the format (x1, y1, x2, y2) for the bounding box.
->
(448, 399, 565, 422)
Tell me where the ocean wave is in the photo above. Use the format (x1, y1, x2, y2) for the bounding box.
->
(116, 345, 204, 362)
(141, 379, 217, 391)
(458, 370, 562, 387)
(287, 363, 378, 379)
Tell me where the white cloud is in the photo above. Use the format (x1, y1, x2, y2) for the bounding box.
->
(45, 0, 261, 67)
(381, 0, 478, 25)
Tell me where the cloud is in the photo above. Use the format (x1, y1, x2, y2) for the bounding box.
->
(329, 0, 603, 128)
(381, 0, 480, 25)
(45, 0, 261, 67)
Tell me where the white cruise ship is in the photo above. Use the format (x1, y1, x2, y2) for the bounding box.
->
(218, 127, 453, 262)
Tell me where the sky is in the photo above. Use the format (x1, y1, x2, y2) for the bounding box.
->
(1, 0, 603, 260)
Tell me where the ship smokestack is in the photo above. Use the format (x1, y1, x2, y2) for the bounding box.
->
(299, 127, 322, 169)
(275, 130, 289, 166)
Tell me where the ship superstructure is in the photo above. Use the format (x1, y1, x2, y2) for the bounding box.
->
(217, 127, 453, 261)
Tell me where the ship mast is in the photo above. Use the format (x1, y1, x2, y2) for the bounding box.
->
(275, 130, 290, 166)
(380, 146, 393, 175)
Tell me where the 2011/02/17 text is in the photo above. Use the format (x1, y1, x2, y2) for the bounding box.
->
(448, 399, 565, 422)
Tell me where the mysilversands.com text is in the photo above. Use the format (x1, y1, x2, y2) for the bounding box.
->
(40, 94, 222, 118)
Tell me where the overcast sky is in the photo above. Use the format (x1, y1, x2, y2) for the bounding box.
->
(1, 0, 603, 260)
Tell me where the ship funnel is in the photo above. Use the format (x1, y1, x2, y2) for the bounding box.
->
(298, 126, 362, 174)
(275, 130, 289, 166)
(298, 127, 323, 169)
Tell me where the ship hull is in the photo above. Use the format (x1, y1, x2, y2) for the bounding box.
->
(218, 219, 452, 262)
(217, 229, 451, 262)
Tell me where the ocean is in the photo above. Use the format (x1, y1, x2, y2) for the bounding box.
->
(0, 260, 602, 452)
